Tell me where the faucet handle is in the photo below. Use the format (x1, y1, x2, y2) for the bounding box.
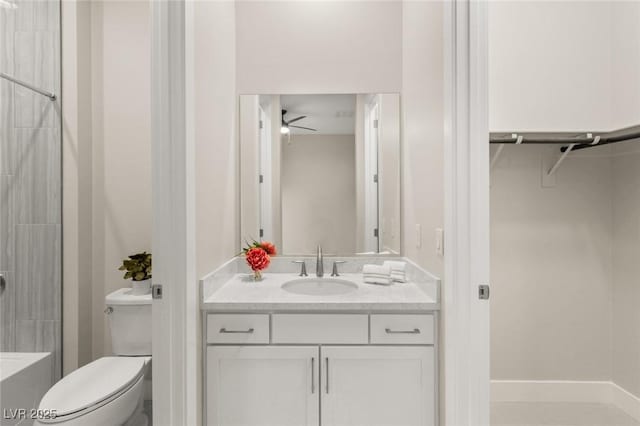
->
(292, 260, 308, 277)
(331, 261, 346, 277)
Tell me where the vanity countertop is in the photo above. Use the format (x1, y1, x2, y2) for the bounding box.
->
(202, 272, 439, 312)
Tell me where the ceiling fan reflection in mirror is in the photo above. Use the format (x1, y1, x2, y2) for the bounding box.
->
(280, 109, 317, 134)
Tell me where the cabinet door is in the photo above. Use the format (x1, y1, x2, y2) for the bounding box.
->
(321, 346, 435, 426)
(207, 346, 319, 426)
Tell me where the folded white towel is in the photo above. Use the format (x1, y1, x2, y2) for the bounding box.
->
(383, 260, 406, 272)
(362, 264, 391, 276)
(363, 275, 392, 285)
(362, 274, 391, 279)
(384, 260, 407, 282)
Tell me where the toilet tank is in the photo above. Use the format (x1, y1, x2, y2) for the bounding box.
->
(105, 288, 152, 356)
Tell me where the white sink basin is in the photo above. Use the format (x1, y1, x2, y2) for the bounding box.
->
(281, 278, 358, 296)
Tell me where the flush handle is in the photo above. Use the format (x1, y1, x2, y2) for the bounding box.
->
(104, 307, 114, 315)
(152, 284, 163, 299)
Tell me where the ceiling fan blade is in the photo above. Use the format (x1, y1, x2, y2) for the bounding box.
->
(286, 116, 307, 124)
(290, 125, 317, 131)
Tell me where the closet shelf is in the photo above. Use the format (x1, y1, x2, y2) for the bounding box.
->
(489, 123, 640, 152)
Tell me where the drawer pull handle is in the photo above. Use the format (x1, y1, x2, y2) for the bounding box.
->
(219, 328, 255, 334)
(325, 357, 329, 394)
(385, 328, 421, 334)
(311, 357, 315, 394)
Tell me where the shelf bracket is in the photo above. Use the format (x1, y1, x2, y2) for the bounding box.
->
(490, 134, 522, 169)
(547, 143, 576, 177)
(547, 133, 599, 177)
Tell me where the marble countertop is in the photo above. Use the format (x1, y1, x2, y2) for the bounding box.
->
(202, 272, 439, 312)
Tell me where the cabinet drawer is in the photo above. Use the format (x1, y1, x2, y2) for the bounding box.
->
(370, 314, 434, 344)
(207, 314, 270, 344)
(272, 314, 368, 344)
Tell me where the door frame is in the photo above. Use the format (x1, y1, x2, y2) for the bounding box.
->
(443, 1, 490, 425)
(150, 1, 199, 425)
(150, 0, 490, 424)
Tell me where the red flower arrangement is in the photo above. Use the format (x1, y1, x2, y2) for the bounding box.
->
(242, 240, 277, 280)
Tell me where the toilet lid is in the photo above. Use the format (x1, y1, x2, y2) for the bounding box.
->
(39, 357, 149, 417)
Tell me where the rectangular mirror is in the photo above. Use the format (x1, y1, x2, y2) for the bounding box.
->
(240, 93, 400, 255)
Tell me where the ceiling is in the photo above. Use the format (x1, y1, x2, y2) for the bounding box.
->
(280, 94, 356, 135)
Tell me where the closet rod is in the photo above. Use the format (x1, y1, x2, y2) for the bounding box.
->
(489, 124, 640, 152)
(560, 125, 640, 152)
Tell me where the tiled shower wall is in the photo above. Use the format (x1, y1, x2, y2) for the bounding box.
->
(0, 0, 62, 380)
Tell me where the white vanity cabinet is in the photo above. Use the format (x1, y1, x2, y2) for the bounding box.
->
(207, 346, 319, 426)
(321, 346, 434, 426)
(205, 313, 437, 426)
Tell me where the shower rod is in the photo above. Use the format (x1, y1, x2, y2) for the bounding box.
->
(0, 72, 56, 101)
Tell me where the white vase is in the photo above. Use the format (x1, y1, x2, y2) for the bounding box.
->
(131, 279, 151, 295)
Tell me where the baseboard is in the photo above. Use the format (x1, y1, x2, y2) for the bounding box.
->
(491, 380, 613, 404)
(491, 380, 640, 422)
(612, 383, 640, 421)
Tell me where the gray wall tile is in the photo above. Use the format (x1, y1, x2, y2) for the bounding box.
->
(3, 0, 61, 380)
(14, 128, 60, 224)
(0, 6, 15, 69)
(15, 318, 35, 350)
(15, 224, 61, 321)
(14, 31, 58, 129)
(0, 175, 14, 270)
(0, 124, 15, 176)
(15, 319, 60, 380)
(0, 271, 15, 351)
(15, 0, 59, 32)
(1, 9, 16, 176)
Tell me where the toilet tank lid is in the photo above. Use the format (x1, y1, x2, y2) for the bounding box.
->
(106, 288, 152, 305)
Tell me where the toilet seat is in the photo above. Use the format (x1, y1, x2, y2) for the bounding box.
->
(37, 356, 150, 424)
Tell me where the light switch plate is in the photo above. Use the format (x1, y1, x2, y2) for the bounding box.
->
(416, 224, 422, 249)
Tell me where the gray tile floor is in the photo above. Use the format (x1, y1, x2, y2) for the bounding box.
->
(492, 402, 640, 426)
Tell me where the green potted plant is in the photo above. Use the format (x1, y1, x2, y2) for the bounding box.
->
(119, 252, 152, 295)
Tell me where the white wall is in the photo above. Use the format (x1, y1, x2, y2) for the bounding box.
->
(194, 2, 238, 279)
(401, 1, 444, 277)
(62, 0, 153, 362)
(92, 1, 152, 357)
(489, 0, 640, 398)
(234, 0, 444, 276)
(489, 1, 613, 131)
(61, 0, 94, 374)
(612, 142, 640, 397)
(235, 1, 402, 94)
(610, 3, 640, 400)
(490, 146, 613, 381)
(611, 2, 640, 129)
(281, 134, 356, 254)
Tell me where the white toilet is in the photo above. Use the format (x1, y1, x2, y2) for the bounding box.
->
(34, 288, 152, 426)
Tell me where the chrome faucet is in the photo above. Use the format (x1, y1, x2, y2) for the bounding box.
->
(316, 245, 324, 277)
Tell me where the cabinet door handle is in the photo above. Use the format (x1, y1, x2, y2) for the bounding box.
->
(385, 328, 421, 334)
(325, 357, 329, 394)
(219, 328, 254, 334)
(311, 357, 315, 394)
